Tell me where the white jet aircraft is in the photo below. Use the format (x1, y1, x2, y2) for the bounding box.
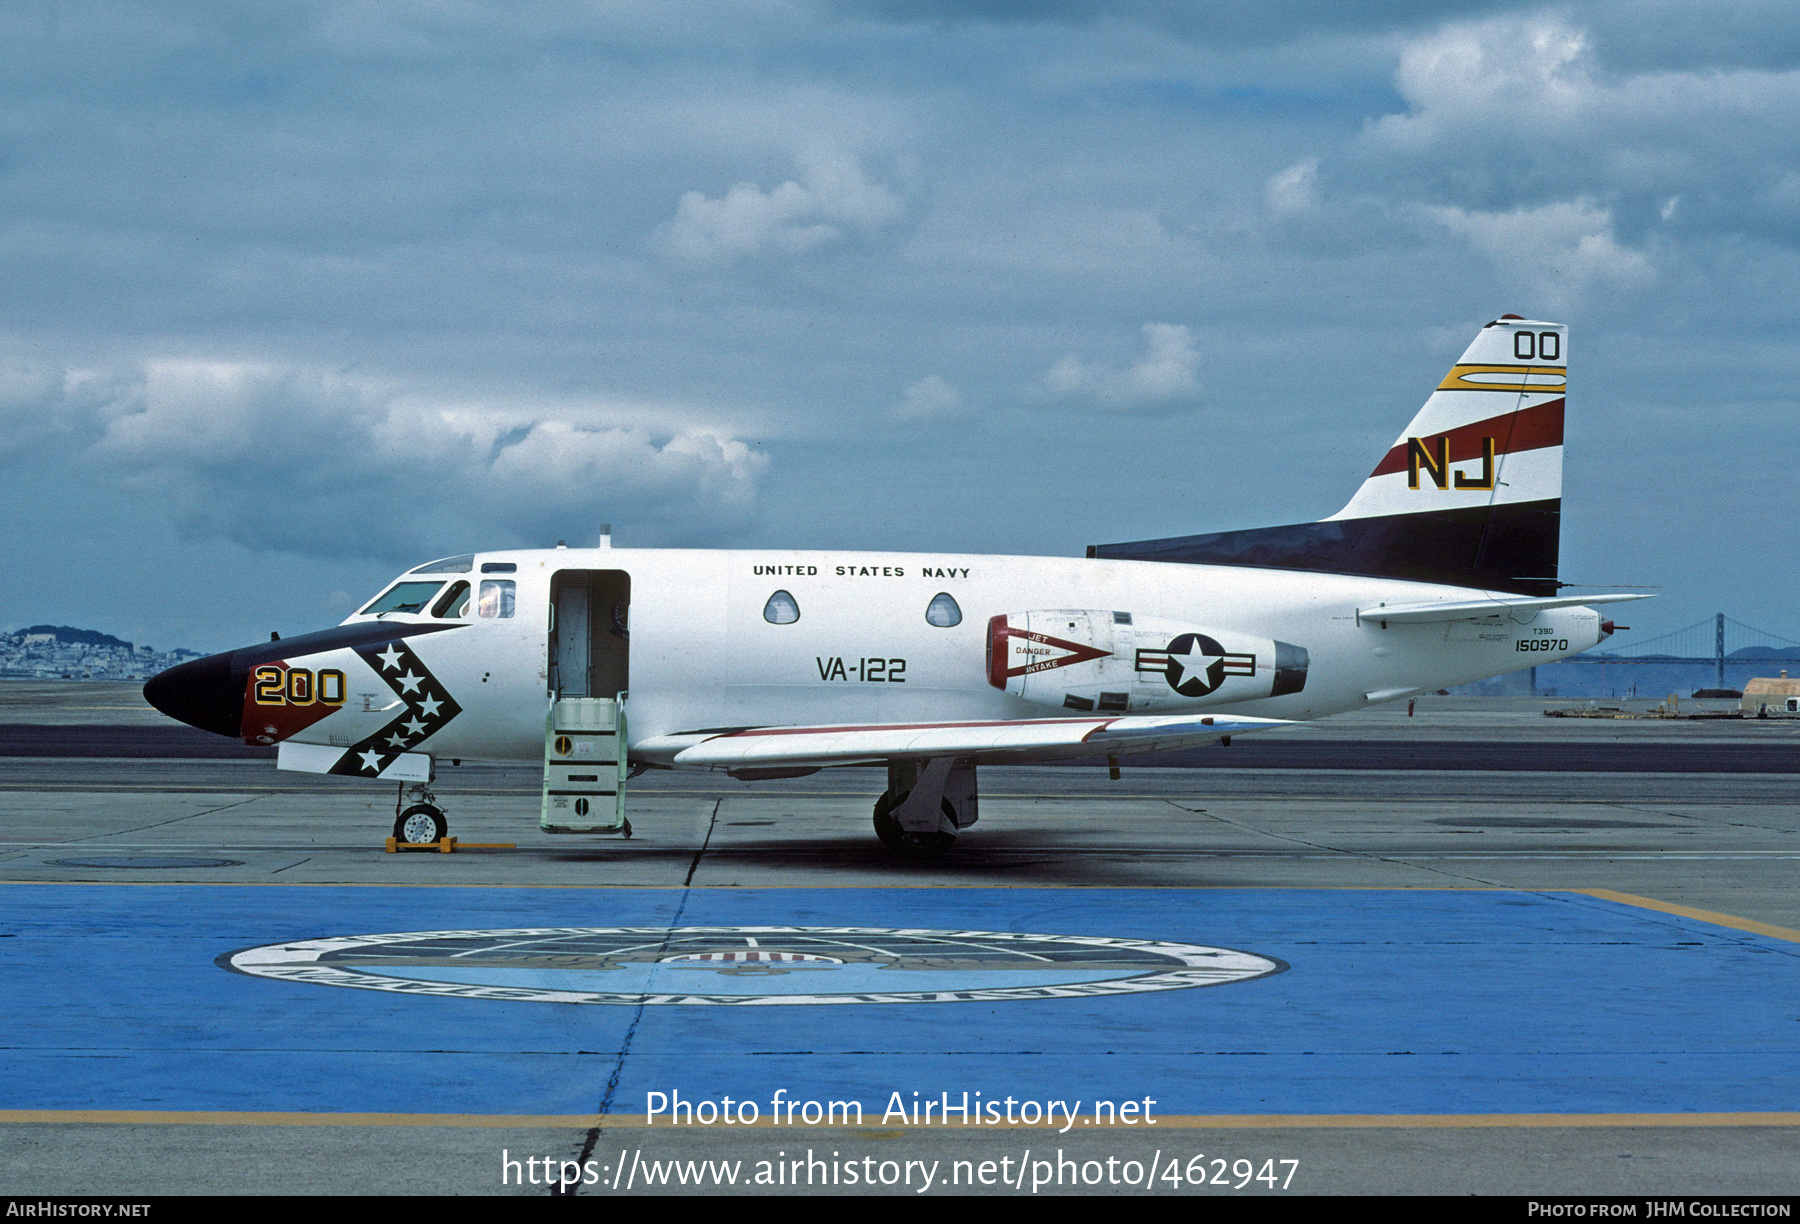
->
(145, 316, 1646, 857)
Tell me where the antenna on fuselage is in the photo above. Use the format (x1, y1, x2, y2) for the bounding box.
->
(600, 524, 612, 550)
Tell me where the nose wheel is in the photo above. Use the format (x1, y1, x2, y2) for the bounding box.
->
(872, 790, 956, 859)
(394, 803, 447, 845)
(392, 781, 448, 845)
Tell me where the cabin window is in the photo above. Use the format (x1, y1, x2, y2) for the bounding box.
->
(481, 561, 517, 573)
(431, 581, 471, 619)
(925, 592, 962, 628)
(360, 582, 444, 616)
(763, 590, 800, 624)
(478, 580, 516, 619)
(410, 554, 473, 574)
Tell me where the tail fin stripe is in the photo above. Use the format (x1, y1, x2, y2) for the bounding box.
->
(1366, 398, 1563, 478)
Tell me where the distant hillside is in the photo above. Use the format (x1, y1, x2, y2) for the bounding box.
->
(12, 625, 134, 650)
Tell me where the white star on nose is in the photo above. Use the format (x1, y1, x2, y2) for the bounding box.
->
(417, 695, 443, 718)
(358, 749, 384, 773)
(402, 717, 427, 737)
(376, 644, 404, 670)
(395, 670, 424, 694)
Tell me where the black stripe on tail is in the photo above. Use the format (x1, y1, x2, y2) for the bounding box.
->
(1087, 500, 1559, 597)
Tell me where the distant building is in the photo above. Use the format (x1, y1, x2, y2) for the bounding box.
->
(1741, 672, 1800, 714)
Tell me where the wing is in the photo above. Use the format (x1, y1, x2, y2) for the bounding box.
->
(636, 713, 1290, 772)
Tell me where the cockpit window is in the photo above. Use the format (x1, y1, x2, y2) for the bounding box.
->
(763, 590, 800, 624)
(410, 555, 474, 574)
(431, 581, 472, 619)
(360, 581, 444, 616)
(478, 580, 516, 619)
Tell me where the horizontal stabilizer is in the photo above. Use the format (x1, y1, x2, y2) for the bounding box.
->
(639, 713, 1291, 770)
(1357, 592, 1652, 625)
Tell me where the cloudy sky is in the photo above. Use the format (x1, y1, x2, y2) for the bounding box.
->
(3, 0, 1797, 653)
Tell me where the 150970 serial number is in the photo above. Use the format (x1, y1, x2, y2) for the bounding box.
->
(1515, 638, 1569, 652)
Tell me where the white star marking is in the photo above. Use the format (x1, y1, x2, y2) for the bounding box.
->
(402, 717, 427, 737)
(376, 644, 404, 671)
(395, 670, 424, 694)
(1168, 642, 1220, 690)
(386, 733, 409, 749)
(417, 694, 443, 718)
(358, 749, 384, 773)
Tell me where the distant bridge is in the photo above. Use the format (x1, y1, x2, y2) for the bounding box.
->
(1561, 614, 1800, 688)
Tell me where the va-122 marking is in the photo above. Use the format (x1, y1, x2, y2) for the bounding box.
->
(816, 657, 908, 682)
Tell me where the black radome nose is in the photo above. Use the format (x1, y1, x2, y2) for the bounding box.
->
(143, 652, 243, 739)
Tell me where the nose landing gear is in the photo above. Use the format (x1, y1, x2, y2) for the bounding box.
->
(393, 782, 448, 845)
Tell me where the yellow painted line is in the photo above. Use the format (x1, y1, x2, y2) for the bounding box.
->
(1571, 889, 1800, 944)
(4, 1110, 1798, 1129)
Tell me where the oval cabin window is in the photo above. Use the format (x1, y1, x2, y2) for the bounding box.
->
(763, 590, 800, 624)
(925, 592, 962, 628)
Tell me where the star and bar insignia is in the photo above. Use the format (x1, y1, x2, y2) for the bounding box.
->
(1135, 633, 1256, 698)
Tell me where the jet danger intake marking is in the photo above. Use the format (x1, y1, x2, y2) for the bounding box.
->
(996, 627, 1111, 680)
(1136, 634, 1256, 698)
(327, 638, 464, 777)
(220, 925, 1287, 1005)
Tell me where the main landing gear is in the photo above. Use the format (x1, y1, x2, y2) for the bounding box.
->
(873, 758, 977, 860)
(393, 781, 448, 845)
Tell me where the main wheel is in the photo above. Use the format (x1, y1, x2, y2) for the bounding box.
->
(394, 803, 447, 845)
(872, 790, 956, 859)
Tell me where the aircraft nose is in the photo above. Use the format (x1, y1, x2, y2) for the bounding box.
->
(143, 651, 243, 739)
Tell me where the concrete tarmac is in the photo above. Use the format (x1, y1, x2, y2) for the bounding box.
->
(1, 686, 1796, 1197)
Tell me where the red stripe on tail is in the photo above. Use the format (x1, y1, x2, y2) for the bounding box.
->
(1368, 398, 1563, 479)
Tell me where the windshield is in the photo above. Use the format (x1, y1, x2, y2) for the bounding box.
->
(431, 581, 472, 619)
(359, 581, 445, 616)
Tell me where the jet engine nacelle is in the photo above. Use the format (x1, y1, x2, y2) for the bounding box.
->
(986, 609, 1308, 714)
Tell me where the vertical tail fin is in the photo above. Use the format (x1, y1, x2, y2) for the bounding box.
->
(1328, 316, 1564, 522)
(1089, 316, 1566, 596)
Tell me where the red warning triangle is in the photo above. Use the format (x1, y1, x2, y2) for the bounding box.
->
(998, 626, 1111, 680)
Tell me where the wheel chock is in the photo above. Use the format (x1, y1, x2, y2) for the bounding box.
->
(383, 837, 516, 854)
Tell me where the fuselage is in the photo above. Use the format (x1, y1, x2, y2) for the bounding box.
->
(255, 544, 1602, 767)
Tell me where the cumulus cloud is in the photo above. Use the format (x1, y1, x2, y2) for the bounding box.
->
(42, 359, 771, 561)
(1265, 159, 1321, 217)
(888, 374, 966, 423)
(0, 359, 137, 457)
(655, 152, 907, 263)
(1043, 323, 1201, 413)
(1358, 14, 1800, 247)
(1428, 198, 1651, 307)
